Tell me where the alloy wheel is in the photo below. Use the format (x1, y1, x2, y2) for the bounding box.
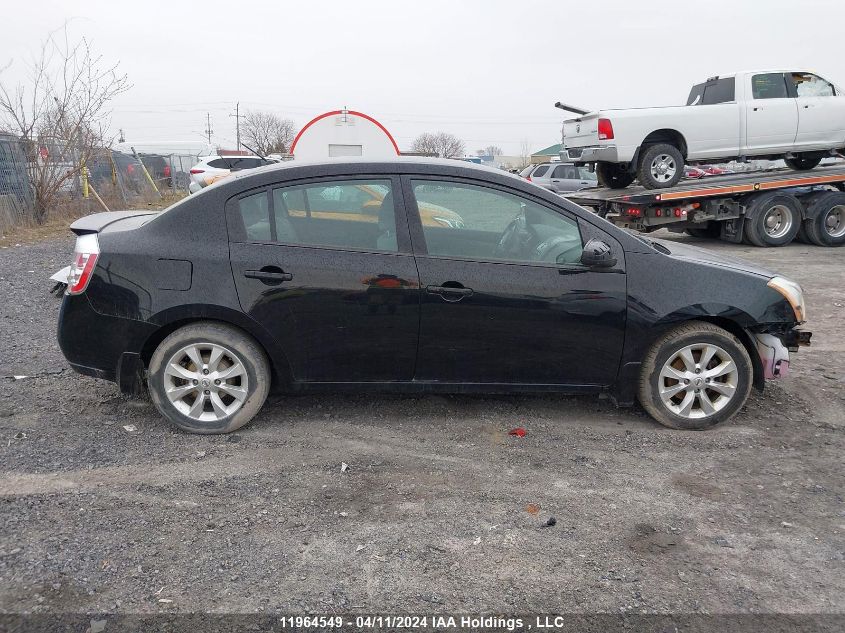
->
(658, 343, 739, 420)
(163, 343, 249, 422)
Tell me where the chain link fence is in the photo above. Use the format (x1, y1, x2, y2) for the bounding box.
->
(0, 135, 204, 231)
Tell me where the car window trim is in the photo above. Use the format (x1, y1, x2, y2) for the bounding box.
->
(400, 174, 584, 266)
(225, 175, 412, 254)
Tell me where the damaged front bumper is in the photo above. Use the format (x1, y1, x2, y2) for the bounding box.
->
(754, 329, 812, 379)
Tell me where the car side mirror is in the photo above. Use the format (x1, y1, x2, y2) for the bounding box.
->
(580, 238, 617, 268)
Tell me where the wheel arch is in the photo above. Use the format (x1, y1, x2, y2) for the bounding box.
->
(140, 305, 295, 389)
(649, 315, 765, 391)
(640, 129, 689, 159)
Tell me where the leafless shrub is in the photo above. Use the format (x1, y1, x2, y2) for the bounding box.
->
(0, 26, 130, 223)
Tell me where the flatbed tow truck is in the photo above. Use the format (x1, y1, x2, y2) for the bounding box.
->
(563, 164, 845, 247)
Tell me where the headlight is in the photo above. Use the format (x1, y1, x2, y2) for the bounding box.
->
(768, 276, 807, 323)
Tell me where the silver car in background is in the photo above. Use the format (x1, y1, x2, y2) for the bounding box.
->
(524, 162, 597, 193)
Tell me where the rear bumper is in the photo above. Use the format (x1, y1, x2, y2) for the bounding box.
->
(564, 145, 618, 163)
(58, 294, 157, 386)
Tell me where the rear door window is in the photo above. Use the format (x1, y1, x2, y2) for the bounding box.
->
(238, 190, 271, 241)
(552, 165, 577, 179)
(532, 165, 550, 177)
(687, 77, 735, 105)
(271, 179, 399, 252)
(752, 73, 790, 99)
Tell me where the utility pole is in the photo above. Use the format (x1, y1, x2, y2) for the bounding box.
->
(230, 102, 245, 151)
(118, 128, 125, 143)
(204, 113, 213, 144)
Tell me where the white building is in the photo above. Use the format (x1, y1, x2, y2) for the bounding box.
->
(289, 109, 400, 161)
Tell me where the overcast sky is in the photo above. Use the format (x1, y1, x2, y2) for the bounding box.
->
(4, 0, 845, 155)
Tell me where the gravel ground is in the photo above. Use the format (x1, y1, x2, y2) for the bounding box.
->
(0, 231, 843, 623)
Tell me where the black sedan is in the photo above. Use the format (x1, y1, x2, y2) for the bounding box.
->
(57, 159, 810, 433)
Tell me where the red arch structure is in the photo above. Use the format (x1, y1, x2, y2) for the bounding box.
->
(289, 110, 400, 156)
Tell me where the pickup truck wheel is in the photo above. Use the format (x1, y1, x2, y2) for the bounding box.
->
(784, 153, 823, 171)
(638, 321, 752, 430)
(744, 193, 802, 247)
(148, 322, 271, 434)
(637, 144, 684, 189)
(595, 163, 634, 189)
(804, 191, 845, 246)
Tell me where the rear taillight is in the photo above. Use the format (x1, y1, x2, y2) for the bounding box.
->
(190, 168, 204, 174)
(67, 234, 100, 295)
(527, 176, 532, 182)
(598, 118, 614, 141)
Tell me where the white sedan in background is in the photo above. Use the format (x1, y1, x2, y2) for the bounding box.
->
(188, 155, 277, 193)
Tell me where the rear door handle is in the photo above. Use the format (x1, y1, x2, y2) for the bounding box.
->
(426, 284, 473, 301)
(245, 268, 293, 285)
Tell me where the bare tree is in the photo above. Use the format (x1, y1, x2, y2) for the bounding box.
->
(0, 26, 130, 222)
(241, 110, 296, 156)
(477, 145, 503, 157)
(411, 132, 465, 158)
(519, 139, 533, 168)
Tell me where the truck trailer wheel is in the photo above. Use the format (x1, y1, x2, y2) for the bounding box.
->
(638, 321, 752, 430)
(595, 163, 635, 189)
(743, 192, 802, 247)
(803, 191, 845, 246)
(637, 143, 684, 189)
(784, 153, 823, 171)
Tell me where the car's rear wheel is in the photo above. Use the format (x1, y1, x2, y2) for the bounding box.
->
(638, 321, 753, 430)
(784, 152, 823, 171)
(595, 162, 635, 189)
(148, 322, 270, 434)
(743, 192, 802, 247)
(637, 143, 684, 189)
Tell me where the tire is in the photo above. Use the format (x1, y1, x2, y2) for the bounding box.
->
(148, 322, 271, 434)
(743, 192, 802, 247)
(685, 222, 721, 239)
(803, 191, 845, 246)
(784, 153, 823, 171)
(595, 162, 635, 189)
(638, 321, 753, 430)
(637, 143, 684, 189)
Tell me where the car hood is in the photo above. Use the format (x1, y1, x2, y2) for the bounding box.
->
(649, 238, 777, 278)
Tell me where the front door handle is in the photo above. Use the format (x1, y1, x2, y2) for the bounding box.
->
(426, 284, 473, 302)
(245, 266, 293, 285)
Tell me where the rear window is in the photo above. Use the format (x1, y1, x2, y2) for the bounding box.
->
(532, 165, 550, 177)
(207, 158, 228, 169)
(687, 77, 735, 105)
(752, 73, 790, 99)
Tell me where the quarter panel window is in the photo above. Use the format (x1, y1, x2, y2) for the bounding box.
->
(752, 73, 790, 99)
(271, 179, 398, 252)
(238, 191, 271, 241)
(411, 180, 582, 265)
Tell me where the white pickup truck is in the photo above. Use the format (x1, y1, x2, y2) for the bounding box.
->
(562, 70, 845, 189)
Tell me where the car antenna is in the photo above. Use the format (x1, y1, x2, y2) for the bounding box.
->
(240, 142, 268, 161)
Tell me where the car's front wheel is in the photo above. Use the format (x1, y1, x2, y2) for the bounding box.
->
(148, 322, 270, 434)
(638, 321, 753, 430)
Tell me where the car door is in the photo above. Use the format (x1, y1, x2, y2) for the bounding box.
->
(744, 73, 799, 153)
(549, 164, 592, 192)
(227, 176, 420, 382)
(404, 177, 627, 386)
(789, 72, 845, 148)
